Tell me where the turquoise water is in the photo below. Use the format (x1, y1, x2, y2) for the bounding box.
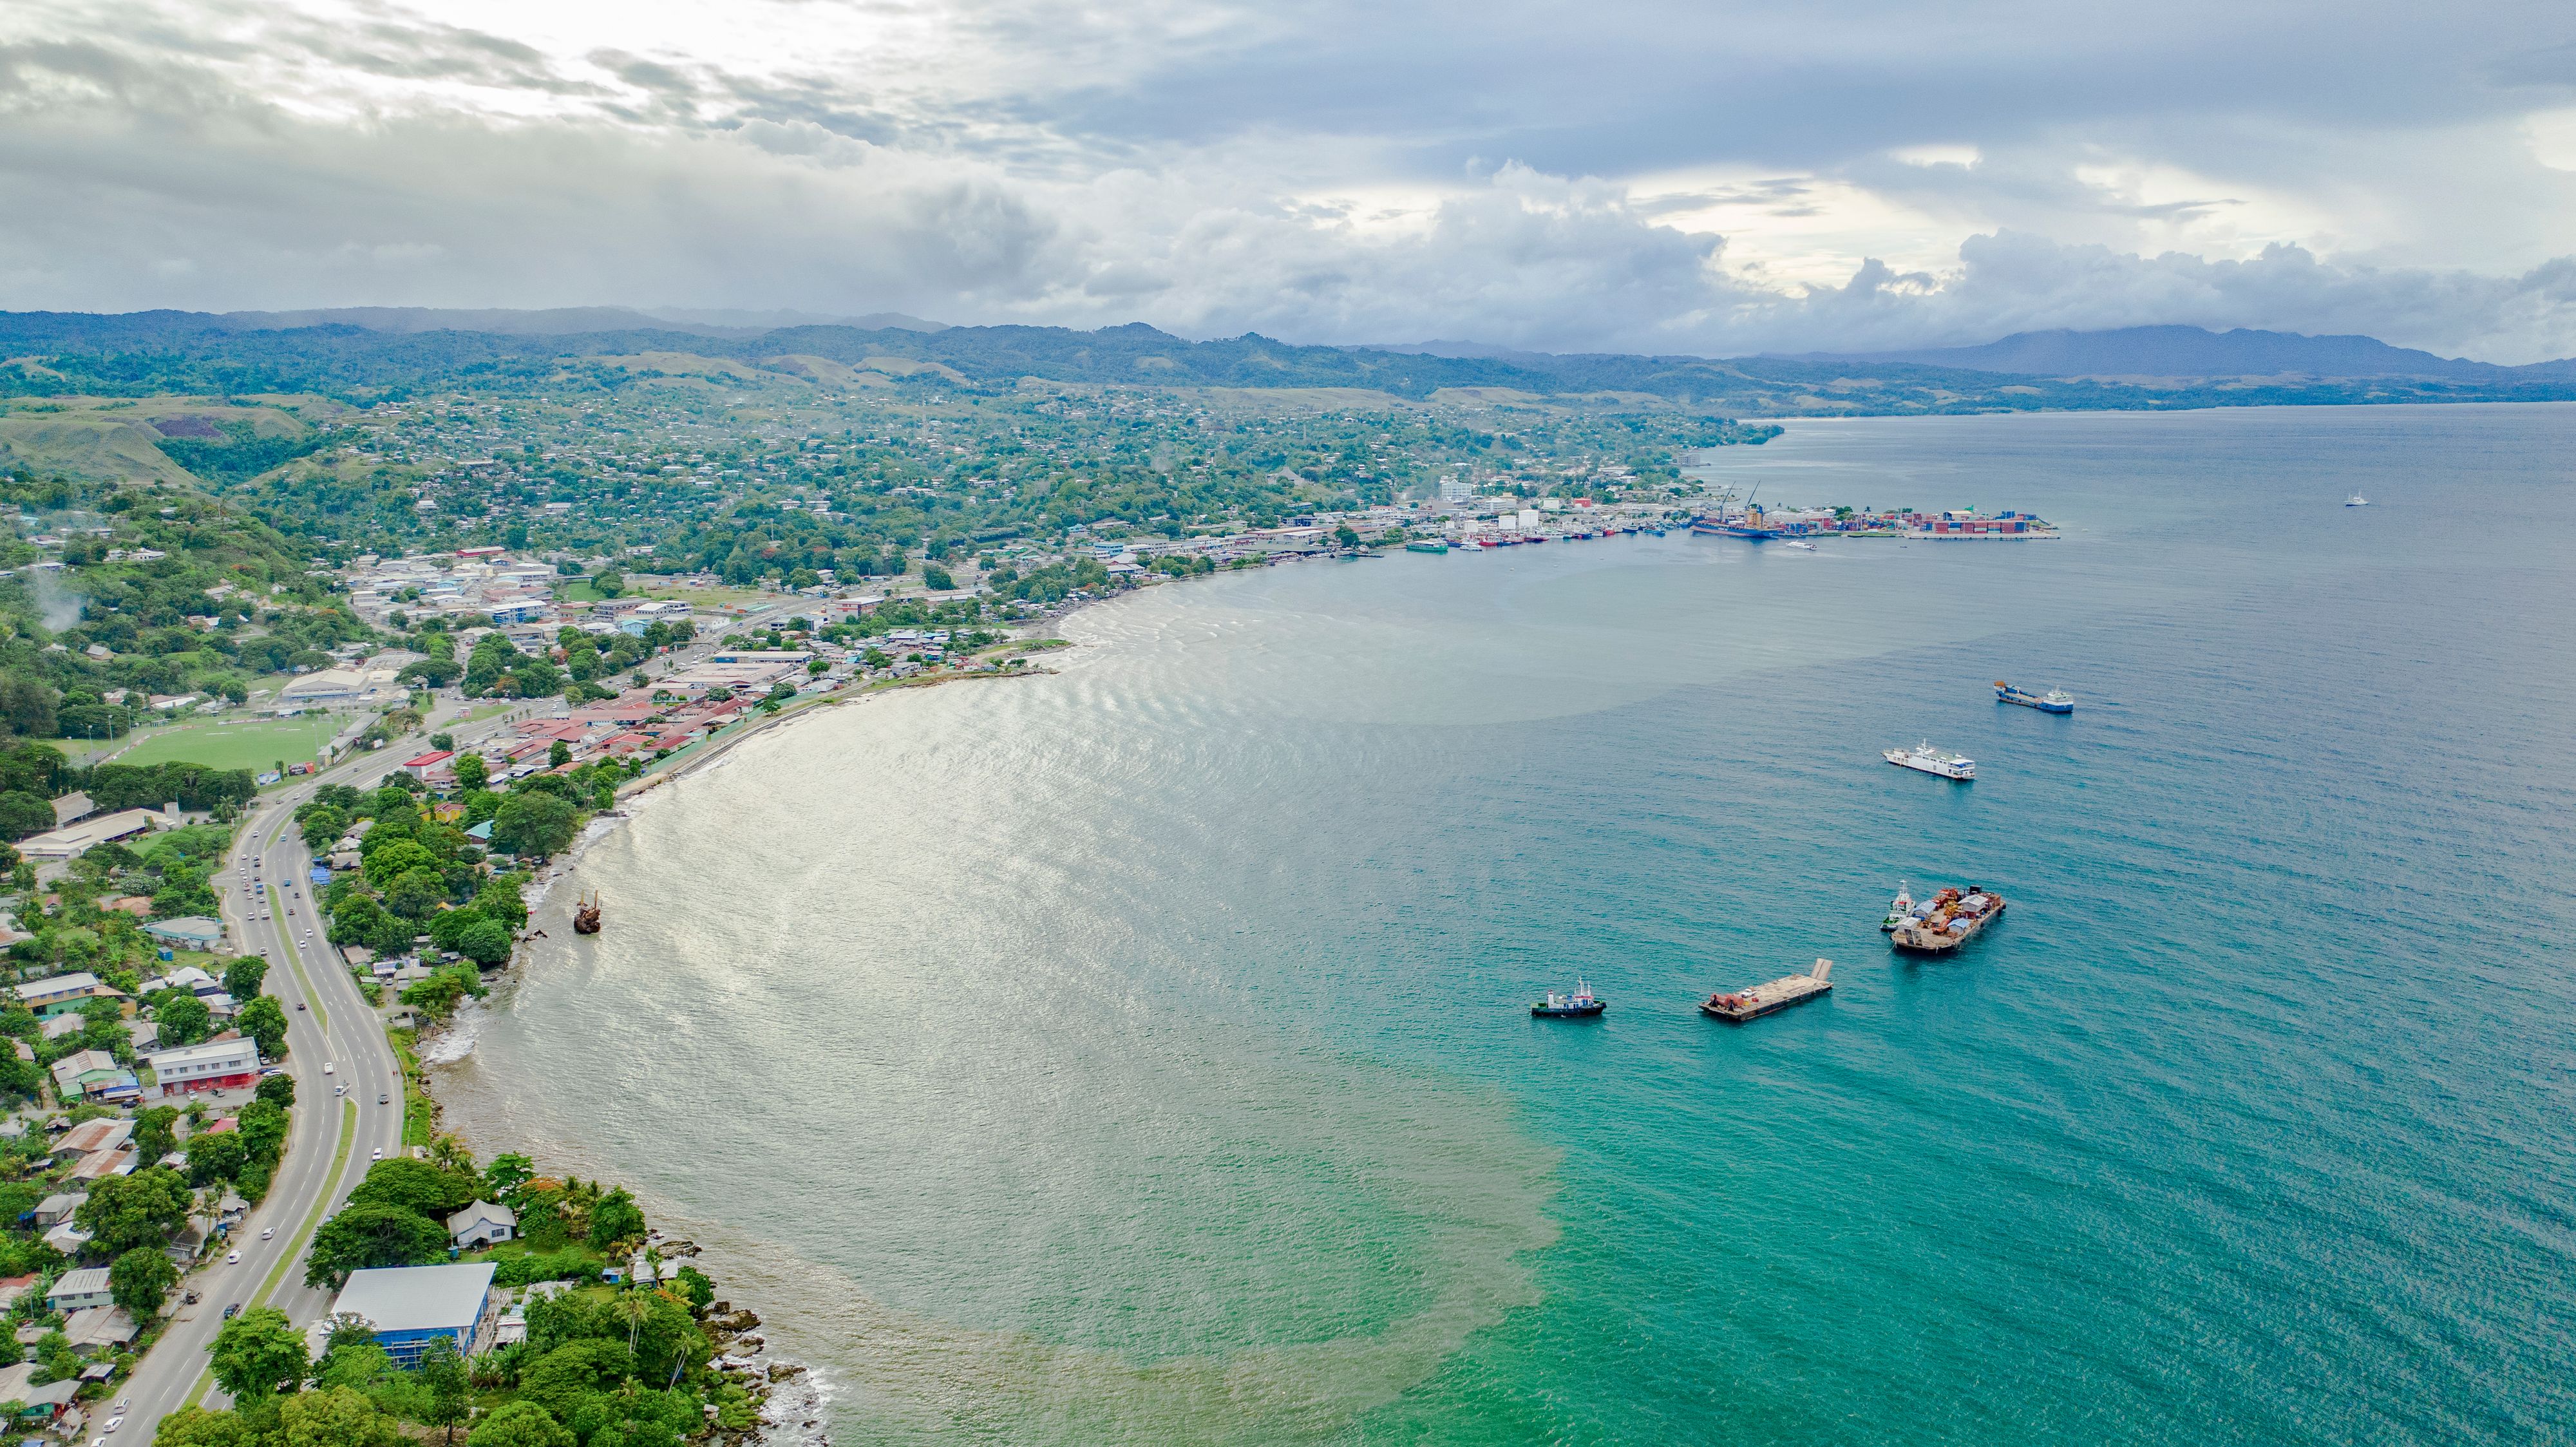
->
(439, 403, 2576, 1445)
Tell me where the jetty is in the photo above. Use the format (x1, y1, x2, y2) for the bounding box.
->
(1700, 959, 1833, 1022)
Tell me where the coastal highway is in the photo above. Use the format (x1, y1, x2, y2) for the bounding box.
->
(109, 610, 788, 1438)
(111, 739, 443, 1435)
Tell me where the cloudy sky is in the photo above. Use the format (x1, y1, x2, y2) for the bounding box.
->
(4, 0, 2576, 358)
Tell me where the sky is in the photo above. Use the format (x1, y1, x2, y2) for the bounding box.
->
(4, 0, 2576, 359)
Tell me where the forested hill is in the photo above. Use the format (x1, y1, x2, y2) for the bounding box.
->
(6, 312, 2576, 415)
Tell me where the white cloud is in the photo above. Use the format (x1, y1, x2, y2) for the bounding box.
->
(3, 0, 2576, 359)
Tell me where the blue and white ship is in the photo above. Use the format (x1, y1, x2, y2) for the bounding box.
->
(1994, 681, 2075, 714)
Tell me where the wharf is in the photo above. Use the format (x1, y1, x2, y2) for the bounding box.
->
(1700, 960, 1833, 1022)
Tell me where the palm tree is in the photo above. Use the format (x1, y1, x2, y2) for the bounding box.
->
(611, 1290, 652, 1374)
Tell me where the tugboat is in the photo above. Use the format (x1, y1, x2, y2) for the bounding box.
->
(1531, 980, 1605, 1017)
(1880, 881, 1914, 932)
(572, 891, 603, 935)
(1994, 681, 2075, 714)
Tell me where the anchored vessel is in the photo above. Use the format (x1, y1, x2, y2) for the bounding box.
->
(1701, 960, 1833, 1021)
(572, 891, 603, 935)
(1531, 980, 1606, 1017)
(2345, 493, 2369, 507)
(1887, 885, 2005, 953)
(1994, 681, 2074, 714)
(1880, 881, 1914, 932)
(1405, 539, 1449, 553)
(1885, 742, 1976, 780)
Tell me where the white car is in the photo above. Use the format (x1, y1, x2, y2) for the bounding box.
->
(324, 1062, 336, 1074)
(104, 1419, 122, 1435)
(225, 1250, 240, 1264)
(370, 1148, 382, 1161)
(260, 1226, 275, 1240)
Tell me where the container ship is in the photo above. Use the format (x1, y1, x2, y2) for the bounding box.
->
(1885, 742, 1975, 780)
(1700, 960, 1833, 1021)
(1886, 886, 2005, 954)
(1994, 681, 2074, 714)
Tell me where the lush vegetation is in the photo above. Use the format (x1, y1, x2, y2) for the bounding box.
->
(164, 1143, 753, 1447)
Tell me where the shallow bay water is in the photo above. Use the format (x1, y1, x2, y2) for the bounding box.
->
(438, 403, 2576, 1445)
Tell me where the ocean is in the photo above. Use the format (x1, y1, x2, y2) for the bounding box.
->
(435, 402, 2576, 1445)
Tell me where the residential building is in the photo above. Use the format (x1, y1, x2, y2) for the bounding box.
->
(55, 1119, 130, 1158)
(31, 1194, 84, 1228)
(50, 1048, 132, 1101)
(61, 1307, 137, 1355)
(142, 917, 225, 950)
(401, 750, 456, 781)
(326, 1263, 498, 1365)
(45, 1268, 112, 1314)
(14, 974, 123, 1018)
(446, 1201, 516, 1249)
(146, 1037, 262, 1097)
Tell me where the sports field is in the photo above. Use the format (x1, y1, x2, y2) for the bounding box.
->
(104, 715, 346, 775)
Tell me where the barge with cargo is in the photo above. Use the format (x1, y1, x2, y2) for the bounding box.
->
(1700, 960, 1834, 1021)
(1886, 886, 2006, 954)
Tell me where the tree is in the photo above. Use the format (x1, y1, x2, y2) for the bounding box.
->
(384, 867, 448, 920)
(278, 1386, 399, 1447)
(133, 1104, 181, 1164)
(223, 956, 269, 1002)
(466, 1402, 574, 1447)
(457, 918, 513, 967)
(238, 996, 289, 1059)
(491, 792, 576, 859)
(256, 1071, 296, 1108)
(110, 1244, 178, 1314)
(363, 840, 440, 892)
(347, 1159, 482, 1218)
(305, 1203, 450, 1288)
(450, 753, 488, 793)
(156, 992, 211, 1048)
(920, 564, 954, 591)
(484, 1153, 536, 1204)
(547, 741, 571, 769)
(209, 1306, 309, 1400)
(77, 1167, 193, 1254)
(587, 1187, 646, 1250)
(152, 1406, 265, 1447)
(184, 1129, 248, 1188)
(592, 571, 624, 599)
(0, 792, 51, 842)
(417, 1336, 471, 1444)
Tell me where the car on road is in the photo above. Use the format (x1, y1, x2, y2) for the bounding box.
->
(223, 1303, 240, 1319)
(296, 1002, 307, 1010)
(370, 1148, 383, 1160)
(335, 1085, 344, 1096)
(225, 1250, 240, 1264)
(104, 1417, 122, 1434)
(379, 1093, 390, 1104)
(260, 1226, 275, 1240)
(324, 1061, 334, 1073)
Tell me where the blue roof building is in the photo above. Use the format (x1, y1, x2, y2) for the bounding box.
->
(328, 1263, 497, 1365)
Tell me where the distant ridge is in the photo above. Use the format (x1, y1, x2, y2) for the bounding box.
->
(1788, 325, 2566, 379)
(209, 305, 947, 337)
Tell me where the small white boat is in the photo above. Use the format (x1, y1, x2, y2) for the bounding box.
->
(2345, 493, 2369, 507)
(1782, 540, 1817, 551)
(1885, 741, 1975, 780)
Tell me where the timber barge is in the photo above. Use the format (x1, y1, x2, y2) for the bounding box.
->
(1700, 960, 1833, 1021)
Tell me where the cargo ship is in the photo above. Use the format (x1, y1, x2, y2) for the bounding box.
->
(1700, 960, 1833, 1021)
(1405, 539, 1449, 553)
(1885, 742, 1975, 780)
(1994, 681, 2074, 714)
(1886, 886, 2005, 954)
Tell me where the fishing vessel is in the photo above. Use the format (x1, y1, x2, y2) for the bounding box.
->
(1700, 960, 1833, 1021)
(1880, 882, 1913, 932)
(1531, 980, 1606, 1017)
(1886, 886, 2006, 954)
(1884, 742, 1975, 780)
(2345, 493, 2369, 507)
(1994, 681, 2075, 714)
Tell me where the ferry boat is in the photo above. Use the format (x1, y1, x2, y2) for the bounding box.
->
(1782, 540, 1817, 551)
(1405, 539, 1448, 553)
(1887, 886, 2006, 954)
(1531, 980, 1605, 1017)
(1994, 681, 2074, 714)
(1880, 881, 1913, 932)
(2345, 493, 2369, 507)
(1884, 742, 1975, 780)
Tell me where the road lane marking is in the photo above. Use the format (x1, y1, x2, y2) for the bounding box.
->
(180, 1097, 358, 1410)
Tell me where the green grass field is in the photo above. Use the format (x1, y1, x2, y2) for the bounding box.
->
(102, 714, 345, 774)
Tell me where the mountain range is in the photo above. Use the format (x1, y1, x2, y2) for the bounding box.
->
(0, 312, 2569, 415)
